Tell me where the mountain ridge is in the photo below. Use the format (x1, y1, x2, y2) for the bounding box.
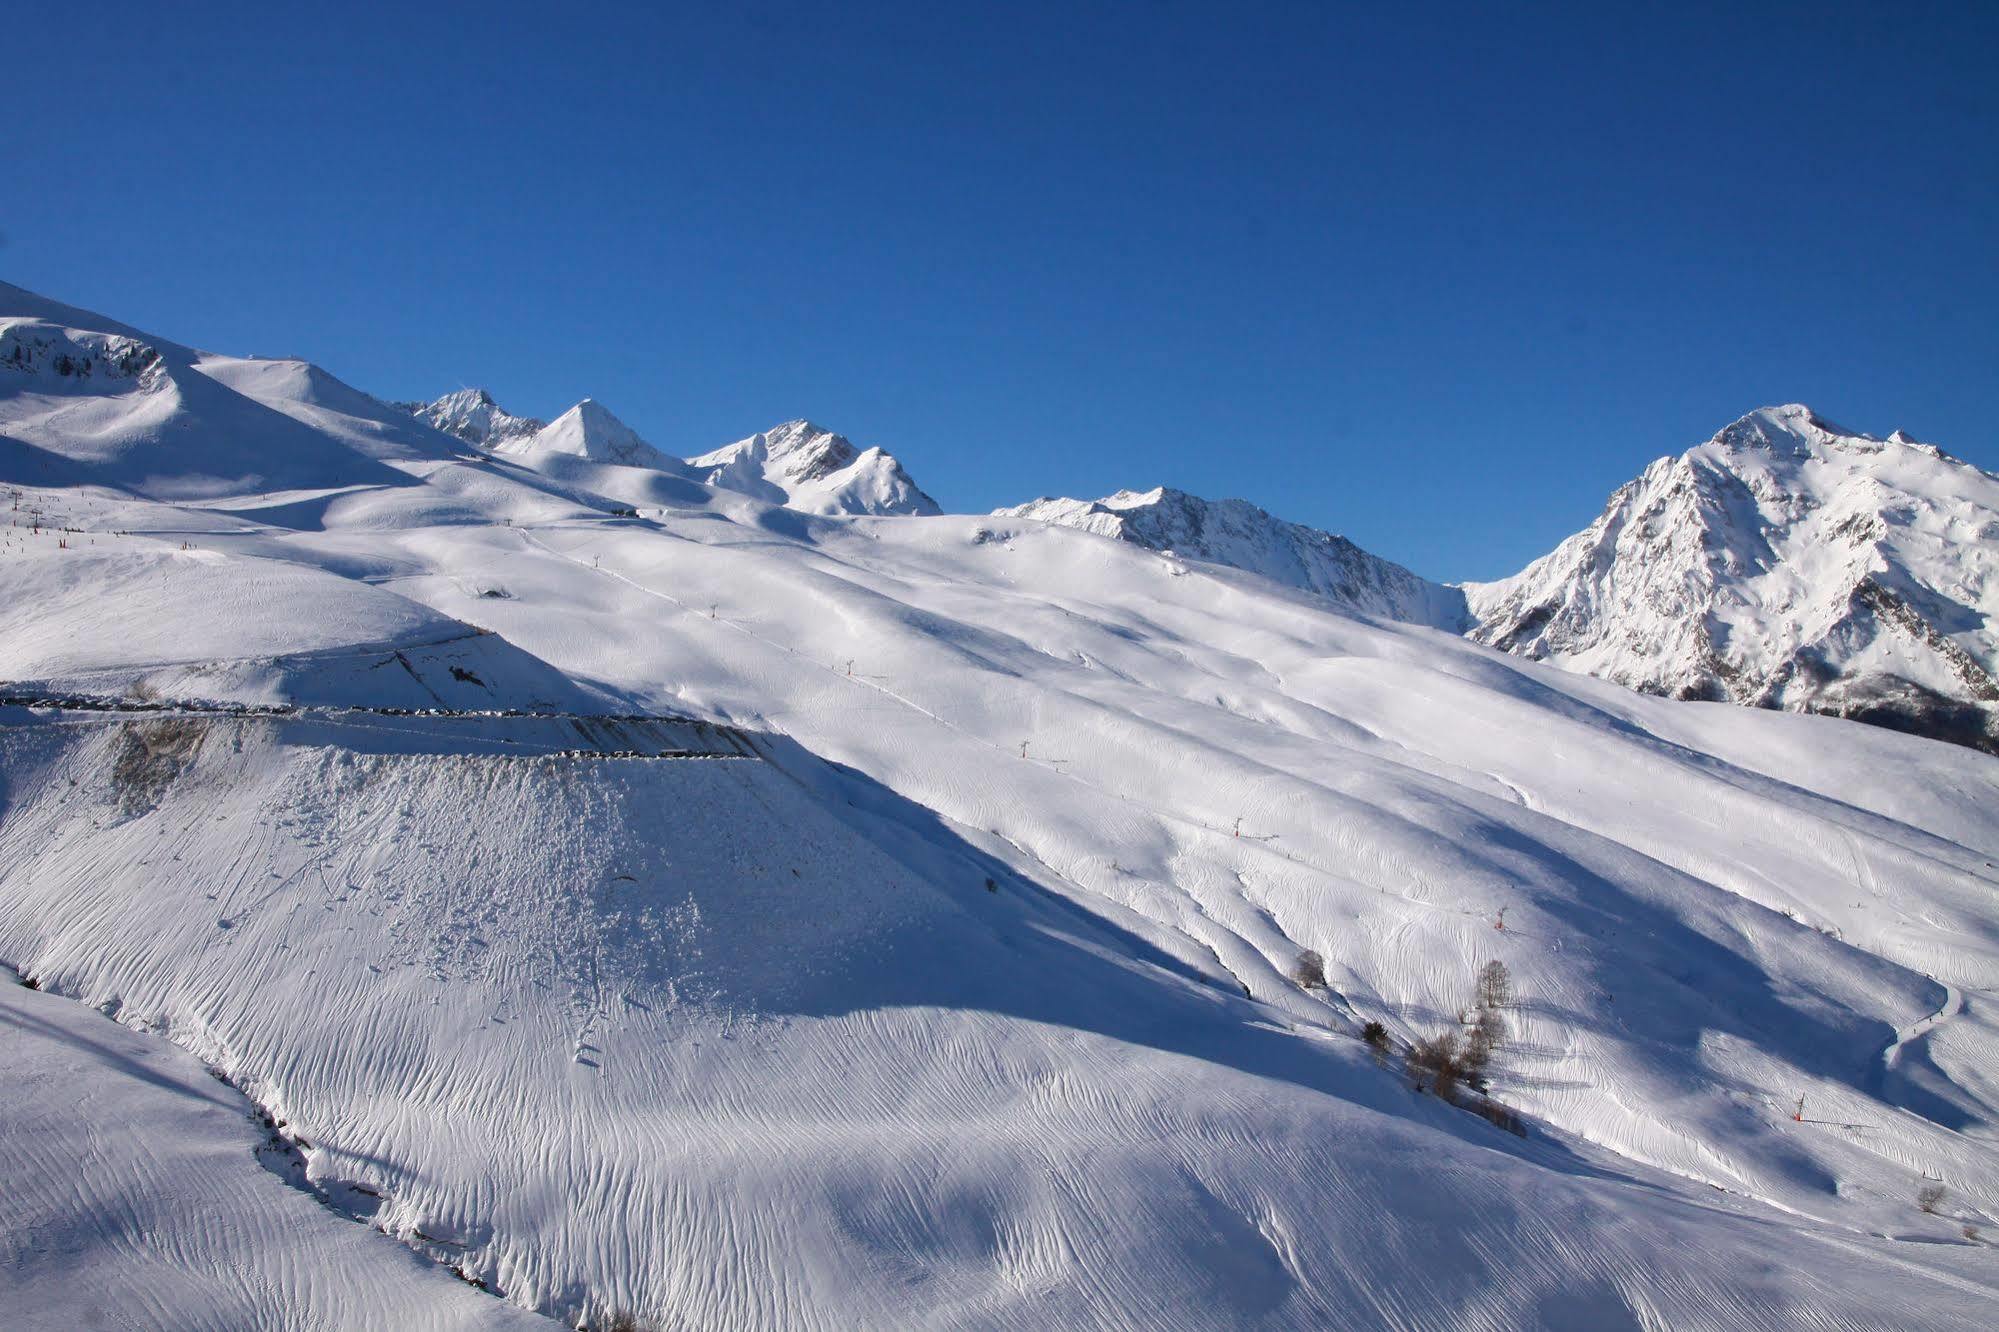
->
(397, 391, 940, 517)
(996, 485, 1467, 629)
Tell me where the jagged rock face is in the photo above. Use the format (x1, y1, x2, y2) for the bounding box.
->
(1465, 405, 1999, 753)
(0, 322, 164, 388)
(686, 419, 942, 517)
(399, 387, 545, 450)
(997, 487, 1468, 629)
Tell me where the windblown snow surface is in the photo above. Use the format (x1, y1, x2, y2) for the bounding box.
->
(4, 280, 1999, 1330)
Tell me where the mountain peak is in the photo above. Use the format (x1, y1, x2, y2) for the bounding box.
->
(1710, 403, 1862, 453)
(686, 419, 941, 517)
(1468, 405, 1999, 752)
(403, 387, 545, 449)
(517, 398, 664, 467)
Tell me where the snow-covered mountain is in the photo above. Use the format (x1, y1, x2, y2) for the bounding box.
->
(399, 386, 546, 450)
(688, 418, 941, 517)
(998, 486, 1467, 628)
(1466, 404, 1999, 753)
(399, 390, 939, 518)
(500, 398, 674, 469)
(6, 283, 1999, 1330)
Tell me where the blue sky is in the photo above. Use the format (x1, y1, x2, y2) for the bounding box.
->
(7, 3, 1994, 578)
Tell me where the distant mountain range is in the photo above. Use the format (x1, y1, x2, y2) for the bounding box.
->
(398, 389, 938, 517)
(391, 383, 1999, 753)
(993, 407, 1998, 754)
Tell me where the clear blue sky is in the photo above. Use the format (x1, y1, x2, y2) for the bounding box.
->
(7, 3, 1994, 578)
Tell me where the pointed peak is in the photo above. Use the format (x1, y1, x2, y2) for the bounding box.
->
(560, 397, 629, 427)
(763, 419, 850, 451)
(686, 417, 937, 515)
(526, 399, 661, 465)
(404, 387, 544, 448)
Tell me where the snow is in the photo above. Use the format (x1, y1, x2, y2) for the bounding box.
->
(5, 283, 1999, 1328)
(0, 965, 553, 1330)
(1466, 404, 1999, 752)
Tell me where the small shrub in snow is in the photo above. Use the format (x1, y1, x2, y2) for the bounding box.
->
(1474, 1099, 1526, 1135)
(1463, 1006, 1506, 1083)
(1361, 1020, 1388, 1053)
(1918, 1181, 1948, 1214)
(1291, 950, 1327, 990)
(110, 716, 206, 815)
(1408, 1031, 1464, 1100)
(1477, 960, 1512, 1010)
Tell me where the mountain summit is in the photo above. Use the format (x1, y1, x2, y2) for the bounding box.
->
(997, 486, 1467, 628)
(1465, 404, 1999, 751)
(687, 419, 941, 517)
(509, 398, 668, 468)
(398, 387, 545, 450)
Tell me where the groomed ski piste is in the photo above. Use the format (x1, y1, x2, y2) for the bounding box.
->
(3, 279, 1997, 1329)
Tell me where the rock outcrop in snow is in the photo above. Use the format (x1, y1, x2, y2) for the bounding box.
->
(998, 486, 1467, 628)
(1465, 404, 1999, 753)
(687, 419, 941, 517)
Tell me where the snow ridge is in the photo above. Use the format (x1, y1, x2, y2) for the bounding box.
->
(1465, 404, 1999, 752)
(998, 486, 1467, 628)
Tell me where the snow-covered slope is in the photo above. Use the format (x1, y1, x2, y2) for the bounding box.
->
(400, 386, 546, 450)
(0, 285, 434, 499)
(6, 284, 1999, 1329)
(1465, 405, 1999, 753)
(0, 966, 553, 1331)
(688, 418, 941, 516)
(999, 486, 1466, 628)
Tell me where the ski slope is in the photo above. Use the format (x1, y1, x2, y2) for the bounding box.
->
(4, 279, 1999, 1328)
